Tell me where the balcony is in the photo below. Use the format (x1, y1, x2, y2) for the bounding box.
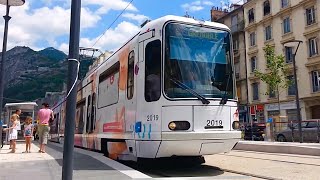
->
(231, 20, 245, 34)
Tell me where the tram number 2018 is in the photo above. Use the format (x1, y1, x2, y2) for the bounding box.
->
(147, 114, 159, 121)
(206, 120, 223, 127)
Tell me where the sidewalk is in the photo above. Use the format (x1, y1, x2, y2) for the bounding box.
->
(234, 141, 320, 156)
(0, 142, 150, 180)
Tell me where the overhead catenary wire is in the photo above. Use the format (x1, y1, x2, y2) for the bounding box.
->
(91, 0, 134, 48)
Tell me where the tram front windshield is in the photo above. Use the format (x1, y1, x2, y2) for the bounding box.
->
(164, 23, 234, 100)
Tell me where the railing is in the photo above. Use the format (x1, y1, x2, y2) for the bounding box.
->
(231, 20, 245, 34)
(239, 120, 320, 143)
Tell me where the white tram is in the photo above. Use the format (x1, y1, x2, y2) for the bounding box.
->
(51, 15, 241, 162)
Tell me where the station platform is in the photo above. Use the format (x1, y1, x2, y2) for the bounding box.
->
(234, 141, 320, 156)
(0, 142, 150, 180)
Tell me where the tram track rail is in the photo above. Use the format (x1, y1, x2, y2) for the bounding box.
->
(220, 168, 282, 180)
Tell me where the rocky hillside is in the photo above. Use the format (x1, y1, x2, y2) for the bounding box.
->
(2, 46, 93, 105)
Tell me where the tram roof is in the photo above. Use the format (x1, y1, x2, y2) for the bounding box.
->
(140, 15, 230, 31)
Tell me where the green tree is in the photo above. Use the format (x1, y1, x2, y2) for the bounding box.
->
(254, 45, 292, 111)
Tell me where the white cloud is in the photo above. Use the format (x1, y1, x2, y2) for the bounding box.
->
(122, 13, 149, 24)
(59, 21, 140, 53)
(0, 0, 144, 53)
(230, 0, 244, 5)
(82, 0, 137, 15)
(0, 2, 100, 50)
(203, 1, 214, 6)
(181, 0, 214, 12)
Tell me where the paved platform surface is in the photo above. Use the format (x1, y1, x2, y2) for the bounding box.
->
(205, 150, 320, 180)
(0, 142, 150, 180)
(234, 141, 320, 156)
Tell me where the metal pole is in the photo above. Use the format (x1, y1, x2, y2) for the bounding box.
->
(0, 2, 11, 130)
(292, 46, 303, 143)
(62, 0, 81, 179)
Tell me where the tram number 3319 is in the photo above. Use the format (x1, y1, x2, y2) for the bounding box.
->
(206, 120, 223, 127)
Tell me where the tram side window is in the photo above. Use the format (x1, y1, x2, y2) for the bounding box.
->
(86, 95, 91, 133)
(56, 113, 60, 134)
(98, 62, 120, 108)
(76, 99, 85, 134)
(145, 40, 161, 102)
(90, 93, 96, 133)
(127, 50, 135, 100)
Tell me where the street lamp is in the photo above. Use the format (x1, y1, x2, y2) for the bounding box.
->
(283, 40, 303, 143)
(0, 0, 25, 124)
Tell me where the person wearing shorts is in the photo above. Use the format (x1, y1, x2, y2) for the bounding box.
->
(37, 103, 53, 153)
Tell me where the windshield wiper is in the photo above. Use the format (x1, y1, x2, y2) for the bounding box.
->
(220, 70, 232, 104)
(169, 78, 210, 105)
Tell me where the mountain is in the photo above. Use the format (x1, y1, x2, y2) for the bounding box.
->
(38, 47, 67, 61)
(2, 46, 93, 106)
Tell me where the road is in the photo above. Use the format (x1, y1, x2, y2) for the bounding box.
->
(121, 150, 320, 180)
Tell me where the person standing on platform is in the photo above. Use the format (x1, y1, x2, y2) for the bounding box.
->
(9, 109, 21, 150)
(23, 116, 33, 153)
(4, 114, 18, 153)
(37, 103, 53, 153)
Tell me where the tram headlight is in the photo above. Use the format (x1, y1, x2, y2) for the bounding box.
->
(168, 121, 190, 131)
(168, 122, 177, 130)
(232, 121, 240, 130)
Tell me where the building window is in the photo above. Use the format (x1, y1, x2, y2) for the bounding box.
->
(287, 75, 296, 95)
(265, 25, 272, 41)
(308, 37, 318, 57)
(283, 17, 291, 34)
(311, 70, 320, 92)
(235, 62, 240, 79)
(263, 1, 271, 16)
(251, 56, 257, 72)
(287, 109, 297, 121)
(248, 8, 255, 23)
(306, 7, 316, 25)
(281, 0, 289, 8)
(231, 14, 238, 32)
(285, 47, 293, 63)
(252, 83, 259, 100)
(233, 38, 239, 51)
(250, 32, 256, 46)
(269, 86, 275, 98)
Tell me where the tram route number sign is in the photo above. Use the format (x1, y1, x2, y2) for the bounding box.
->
(205, 120, 223, 129)
(147, 114, 159, 121)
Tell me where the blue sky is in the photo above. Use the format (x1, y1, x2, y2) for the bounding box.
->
(0, 0, 243, 54)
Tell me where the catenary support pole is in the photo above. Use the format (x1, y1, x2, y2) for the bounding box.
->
(62, 0, 81, 180)
(0, 2, 11, 130)
(292, 48, 303, 143)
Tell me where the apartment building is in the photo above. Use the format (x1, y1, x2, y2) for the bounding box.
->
(243, 0, 320, 124)
(211, 5, 249, 122)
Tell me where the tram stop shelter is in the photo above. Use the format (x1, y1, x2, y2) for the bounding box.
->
(1, 102, 38, 144)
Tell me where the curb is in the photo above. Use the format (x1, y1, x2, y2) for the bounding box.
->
(233, 141, 320, 156)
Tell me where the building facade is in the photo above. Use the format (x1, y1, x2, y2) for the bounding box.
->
(243, 0, 320, 125)
(211, 5, 249, 123)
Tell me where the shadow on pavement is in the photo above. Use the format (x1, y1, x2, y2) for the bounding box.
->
(120, 158, 225, 178)
(46, 143, 114, 171)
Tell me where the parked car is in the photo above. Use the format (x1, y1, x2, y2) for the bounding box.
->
(275, 121, 320, 142)
(243, 123, 266, 141)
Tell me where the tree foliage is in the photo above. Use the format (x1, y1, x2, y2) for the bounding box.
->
(254, 45, 292, 95)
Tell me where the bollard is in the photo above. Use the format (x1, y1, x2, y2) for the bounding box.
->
(265, 122, 271, 141)
(291, 121, 294, 142)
